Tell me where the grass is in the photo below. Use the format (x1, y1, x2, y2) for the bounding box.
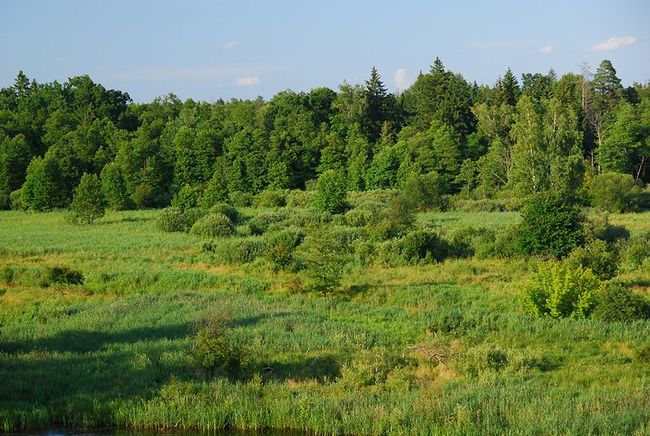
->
(0, 209, 649, 434)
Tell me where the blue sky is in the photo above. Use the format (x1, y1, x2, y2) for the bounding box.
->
(1, 0, 648, 102)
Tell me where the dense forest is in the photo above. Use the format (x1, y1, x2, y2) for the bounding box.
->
(1, 58, 648, 213)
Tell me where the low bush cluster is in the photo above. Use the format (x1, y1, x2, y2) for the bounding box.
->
(190, 213, 234, 239)
(191, 308, 244, 379)
(157, 207, 206, 232)
(41, 266, 84, 287)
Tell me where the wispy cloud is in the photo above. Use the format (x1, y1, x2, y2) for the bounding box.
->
(222, 40, 239, 49)
(235, 76, 260, 86)
(394, 68, 410, 92)
(591, 36, 637, 52)
(539, 45, 553, 54)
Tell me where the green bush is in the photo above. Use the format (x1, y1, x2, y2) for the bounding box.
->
(447, 226, 498, 259)
(1, 266, 15, 284)
(69, 173, 106, 224)
(203, 237, 267, 264)
(366, 195, 416, 241)
(171, 184, 203, 210)
(378, 230, 449, 266)
(592, 283, 650, 322)
(157, 207, 206, 232)
(401, 171, 448, 211)
(191, 308, 243, 379)
(517, 193, 584, 258)
(42, 266, 84, 287)
(453, 198, 506, 212)
(9, 189, 25, 210)
(620, 231, 650, 270)
(255, 189, 287, 208)
(590, 172, 641, 212)
(209, 203, 240, 224)
(249, 211, 288, 235)
(565, 239, 619, 280)
(264, 227, 305, 270)
(228, 190, 252, 207)
(338, 349, 405, 387)
(285, 189, 315, 208)
(344, 200, 384, 227)
(522, 262, 603, 319)
(190, 213, 234, 238)
(313, 169, 348, 214)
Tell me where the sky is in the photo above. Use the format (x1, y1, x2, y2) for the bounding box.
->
(1, 0, 649, 102)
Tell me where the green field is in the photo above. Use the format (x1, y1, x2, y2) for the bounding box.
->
(1, 209, 649, 434)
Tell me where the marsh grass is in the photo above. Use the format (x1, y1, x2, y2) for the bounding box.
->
(0, 210, 649, 434)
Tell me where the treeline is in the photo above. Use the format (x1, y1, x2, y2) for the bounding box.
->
(0, 58, 648, 211)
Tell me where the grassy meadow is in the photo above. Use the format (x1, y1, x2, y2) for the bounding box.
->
(0, 208, 649, 434)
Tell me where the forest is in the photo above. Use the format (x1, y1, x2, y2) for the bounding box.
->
(0, 58, 649, 434)
(1, 58, 649, 212)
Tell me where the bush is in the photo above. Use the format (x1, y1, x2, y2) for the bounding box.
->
(101, 162, 132, 211)
(620, 231, 650, 270)
(313, 170, 348, 214)
(156, 207, 206, 232)
(132, 183, 157, 209)
(264, 227, 305, 270)
(297, 225, 357, 293)
(209, 203, 240, 224)
(255, 189, 287, 208)
(285, 189, 315, 208)
(42, 266, 84, 287)
(590, 172, 641, 212)
(565, 239, 619, 280)
(9, 189, 25, 210)
(249, 211, 288, 235)
(171, 184, 203, 210)
(517, 193, 584, 258)
(190, 213, 234, 238)
(70, 173, 106, 224)
(228, 191, 252, 207)
(191, 308, 243, 379)
(401, 171, 448, 211)
(447, 226, 498, 259)
(378, 230, 450, 266)
(1, 266, 15, 284)
(338, 349, 405, 387)
(522, 262, 603, 319)
(366, 195, 416, 241)
(452, 198, 506, 212)
(203, 237, 267, 264)
(592, 283, 650, 322)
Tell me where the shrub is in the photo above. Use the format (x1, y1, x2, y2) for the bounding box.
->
(264, 227, 305, 269)
(9, 189, 25, 210)
(285, 189, 315, 208)
(620, 231, 650, 270)
(486, 349, 508, 371)
(297, 225, 357, 293)
(228, 190, 252, 207)
(191, 308, 243, 379)
(344, 201, 384, 227)
(190, 213, 234, 238)
(203, 237, 267, 264)
(42, 266, 84, 287)
(400, 230, 449, 264)
(565, 239, 619, 280)
(1, 266, 15, 284)
(401, 171, 448, 211)
(156, 207, 206, 232)
(339, 349, 405, 387)
(313, 170, 348, 214)
(100, 162, 132, 211)
(70, 173, 106, 224)
(366, 195, 417, 241)
(590, 172, 641, 212)
(522, 262, 603, 319)
(249, 211, 288, 235)
(592, 283, 650, 322)
(447, 226, 498, 259)
(517, 193, 584, 258)
(171, 184, 203, 210)
(209, 203, 240, 224)
(132, 183, 156, 209)
(453, 198, 506, 212)
(255, 189, 287, 208)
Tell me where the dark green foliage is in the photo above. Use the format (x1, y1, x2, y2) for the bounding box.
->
(400, 171, 448, 211)
(339, 349, 405, 387)
(522, 262, 602, 319)
(249, 211, 288, 235)
(9, 189, 26, 210)
(42, 266, 84, 287)
(313, 170, 347, 214)
(379, 229, 450, 266)
(156, 207, 205, 233)
(189, 213, 234, 239)
(297, 225, 357, 293)
(21, 155, 68, 211)
(1, 266, 15, 284)
(592, 284, 650, 322)
(209, 203, 240, 224)
(637, 343, 650, 363)
(255, 189, 287, 208)
(191, 308, 243, 379)
(565, 240, 619, 280)
(0, 134, 31, 209)
(100, 162, 131, 211)
(70, 173, 106, 224)
(203, 236, 267, 264)
(264, 227, 305, 269)
(228, 191, 252, 207)
(590, 172, 641, 212)
(486, 349, 508, 371)
(517, 193, 584, 258)
(171, 184, 203, 210)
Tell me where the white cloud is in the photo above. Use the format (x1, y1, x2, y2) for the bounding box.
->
(394, 68, 410, 92)
(223, 41, 239, 49)
(235, 76, 260, 86)
(591, 36, 637, 52)
(539, 45, 553, 54)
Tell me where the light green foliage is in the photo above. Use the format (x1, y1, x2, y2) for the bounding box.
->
(21, 155, 68, 211)
(400, 171, 448, 211)
(590, 172, 641, 212)
(620, 230, 650, 270)
(264, 227, 305, 270)
(255, 189, 287, 208)
(191, 308, 243, 378)
(171, 184, 203, 210)
(100, 162, 131, 211)
(189, 213, 234, 239)
(156, 207, 205, 232)
(313, 170, 347, 214)
(70, 173, 106, 224)
(522, 262, 603, 319)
